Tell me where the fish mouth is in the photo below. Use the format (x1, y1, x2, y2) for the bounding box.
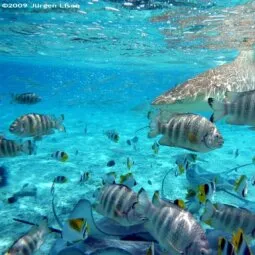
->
(152, 97, 176, 105)
(217, 138, 224, 147)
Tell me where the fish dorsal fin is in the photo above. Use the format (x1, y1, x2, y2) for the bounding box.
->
(135, 188, 150, 215)
(235, 50, 255, 65)
(152, 191, 161, 207)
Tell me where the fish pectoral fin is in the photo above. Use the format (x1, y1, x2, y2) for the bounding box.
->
(114, 209, 125, 217)
(165, 239, 184, 254)
(158, 136, 173, 146)
(187, 132, 198, 144)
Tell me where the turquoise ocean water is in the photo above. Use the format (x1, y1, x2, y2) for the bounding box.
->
(1, 0, 255, 254)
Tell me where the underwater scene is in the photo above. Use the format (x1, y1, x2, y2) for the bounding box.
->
(1, 0, 255, 254)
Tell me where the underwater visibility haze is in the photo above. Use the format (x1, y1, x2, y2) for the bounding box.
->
(1, 0, 255, 254)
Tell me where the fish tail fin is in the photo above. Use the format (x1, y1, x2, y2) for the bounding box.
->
(208, 97, 227, 122)
(201, 200, 215, 225)
(186, 188, 196, 199)
(134, 188, 151, 215)
(21, 140, 36, 155)
(56, 114, 66, 132)
(38, 217, 50, 235)
(235, 48, 255, 64)
(29, 217, 50, 236)
(146, 242, 155, 255)
(148, 116, 161, 138)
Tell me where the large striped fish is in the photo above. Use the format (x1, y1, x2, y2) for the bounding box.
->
(148, 112, 223, 152)
(5, 218, 49, 255)
(201, 200, 255, 238)
(208, 90, 255, 126)
(9, 113, 65, 137)
(93, 184, 146, 226)
(152, 50, 255, 113)
(134, 189, 210, 254)
(0, 137, 35, 157)
(11, 93, 41, 105)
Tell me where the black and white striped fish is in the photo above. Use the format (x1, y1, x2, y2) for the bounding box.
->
(51, 151, 68, 162)
(9, 113, 65, 137)
(0, 137, 35, 157)
(104, 130, 119, 143)
(218, 237, 236, 255)
(232, 228, 253, 255)
(93, 184, 146, 226)
(5, 218, 49, 255)
(201, 200, 255, 238)
(148, 112, 224, 152)
(134, 189, 210, 254)
(11, 93, 41, 105)
(208, 90, 255, 126)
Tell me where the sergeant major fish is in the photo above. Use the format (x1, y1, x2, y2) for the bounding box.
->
(0, 137, 35, 157)
(148, 112, 223, 152)
(134, 188, 210, 254)
(5, 217, 50, 255)
(93, 184, 146, 226)
(9, 113, 65, 137)
(209, 90, 255, 127)
(201, 200, 255, 238)
(11, 93, 41, 105)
